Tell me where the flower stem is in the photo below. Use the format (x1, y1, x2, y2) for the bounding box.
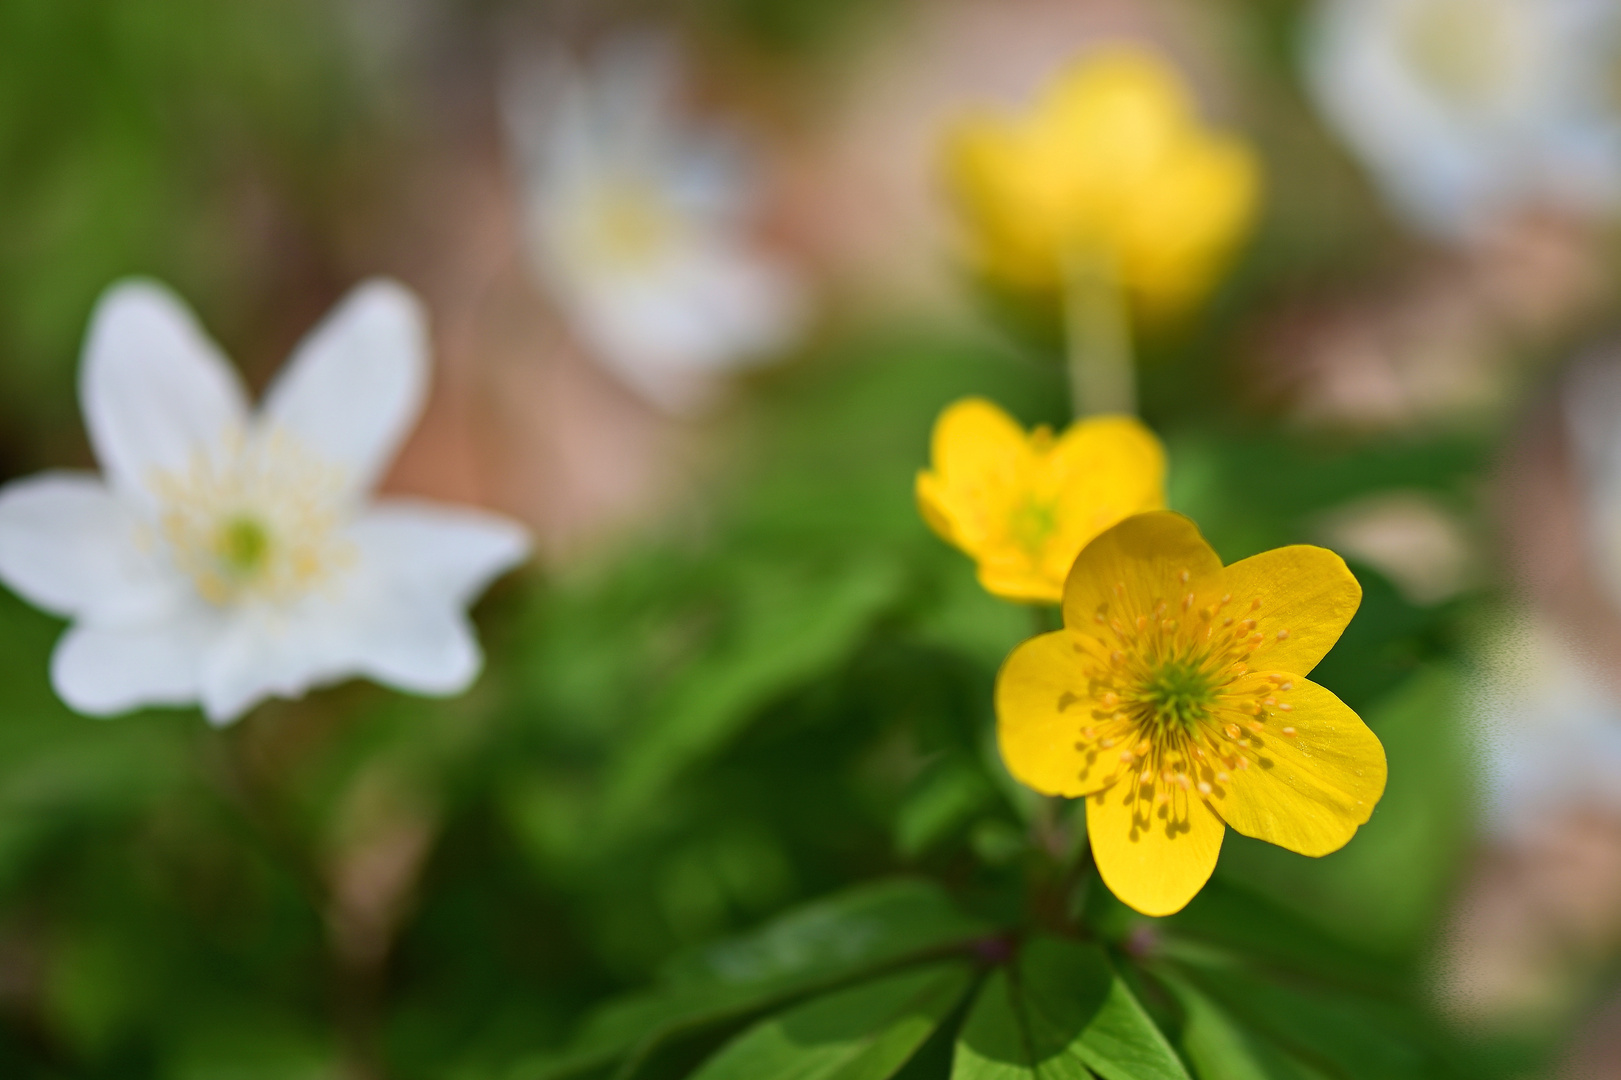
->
(201, 714, 388, 1080)
(1061, 249, 1135, 418)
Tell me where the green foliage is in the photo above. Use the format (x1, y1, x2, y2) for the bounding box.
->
(599, 556, 905, 829)
(528, 879, 991, 1080)
(0, 0, 376, 462)
(688, 961, 974, 1080)
(953, 938, 1189, 1080)
(1163, 973, 1326, 1080)
(0, 320, 1523, 1077)
(696, 0, 900, 55)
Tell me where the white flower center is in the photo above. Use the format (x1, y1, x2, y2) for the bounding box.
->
(1400, 0, 1519, 106)
(148, 429, 355, 607)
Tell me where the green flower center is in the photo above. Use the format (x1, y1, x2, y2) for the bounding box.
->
(1136, 660, 1216, 733)
(1008, 496, 1058, 554)
(216, 515, 272, 578)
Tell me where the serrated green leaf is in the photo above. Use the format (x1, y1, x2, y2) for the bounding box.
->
(689, 960, 975, 1080)
(953, 937, 1190, 1080)
(524, 879, 994, 1080)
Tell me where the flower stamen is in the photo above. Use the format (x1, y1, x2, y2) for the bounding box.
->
(152, 429, 354, 608)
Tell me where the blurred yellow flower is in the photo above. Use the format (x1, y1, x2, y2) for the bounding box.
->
(996, 512, 1385, 916)
(946, 46, 1259, 313)
(916, 397, 1164, 604)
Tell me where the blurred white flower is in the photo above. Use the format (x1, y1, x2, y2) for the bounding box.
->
(1473, 615, 1621, 838)
(503, 35, 805, 414)
(1304, 0, 1621, 239)
(0, 280, 529, 724)
(1314, 490, 1477, 605)
(1567, 354, 1621, 610)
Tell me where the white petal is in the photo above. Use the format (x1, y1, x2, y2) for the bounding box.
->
(259, 279, 429, 499)
(573, 243, 803, 413)
(197, 595, 480, 723)
(666, 242, 805, 367)
(349, 500, 530, 605)
(0, 472, 183, 625)
(1303, 0, 1621, 238)
(286, 501, 528, 701)
(344, 599, 484, 697)
(198, 605, 344, 725)
(51, 617, 209, 717)
(80, 280, 250, 509)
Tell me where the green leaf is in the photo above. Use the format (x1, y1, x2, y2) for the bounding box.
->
(689, 960, 975, 1080)
(1154, 878, 1400, 992)
(1160, 970, 1326, 1080)
(660, 878, 991, 989)
(1021, 938, 1190, 1080)
(602, 557, 904, 827)
(526, 879, 993, 1080)
(953, 968, 1079, 1080)
(1172, 964, 1435, 1080)
(953, 937, 1191, 1080)
(894, 755, 995, 859)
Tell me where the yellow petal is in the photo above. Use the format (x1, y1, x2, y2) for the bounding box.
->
(1119, 135, 1258, 311)
(944, 121, 1064, 288)
(1207, 679, 1386, 857)
(926, 396, 1029, 491)
(918, 398, 1029, 549)
(1220, 546, 1361, 676)
(1060, 511, 1222, 635)
(996, 630, 1125, 797)
(915, 470, 962, 548)
(1038, 416, 1166, 588)
(976, 564, 1065, 606)
(1041, 47, 1191, 188)
(1087, 775, 1224, 916)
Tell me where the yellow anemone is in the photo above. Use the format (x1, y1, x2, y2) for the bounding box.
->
(945, 45, 1259, 313)
(995, 511, 1385, 916)
(917, 398, 1165, 604)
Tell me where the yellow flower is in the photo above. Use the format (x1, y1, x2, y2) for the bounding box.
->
(945, 45, 1259, 313)
(995, 512, 1385, 916)
(916, 397, 1165, 604)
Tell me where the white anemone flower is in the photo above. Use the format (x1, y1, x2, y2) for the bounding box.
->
(0, 279, 530, 724)
(503, 36, 805, 414)
(1304, 0, 1621, 240)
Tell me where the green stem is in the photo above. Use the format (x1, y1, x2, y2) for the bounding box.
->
(1061, 249, 1136, 418)
(202, 716, 387, 1079)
